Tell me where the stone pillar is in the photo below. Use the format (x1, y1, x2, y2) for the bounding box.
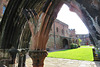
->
(8, 47, 18, 67)
(18, 48, 28, 67)
(0, 49, 10, 67)
(29, 50, 48, 67)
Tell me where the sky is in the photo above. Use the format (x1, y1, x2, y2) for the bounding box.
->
(3, 6, 6, 14)
(57, 4, 89, 34)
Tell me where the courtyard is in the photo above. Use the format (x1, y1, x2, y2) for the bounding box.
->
(25, 57, 100, 67)
(48, 46, 94, 61)
(23, 46, 100, 67)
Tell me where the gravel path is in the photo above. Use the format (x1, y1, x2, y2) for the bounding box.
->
(25, 57, 100, 67)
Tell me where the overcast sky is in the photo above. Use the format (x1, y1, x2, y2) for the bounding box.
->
(57, 4, 89, 34)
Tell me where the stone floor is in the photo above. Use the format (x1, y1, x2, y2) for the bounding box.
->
(25, 57, 100, 67)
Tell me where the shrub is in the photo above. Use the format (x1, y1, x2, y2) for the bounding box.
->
(75, 44, 78, 48)
(46, 48, 50, 51)
(78, 38, 82, 47)
(78, 44, 81, 47)
(70, 43, 78, 49)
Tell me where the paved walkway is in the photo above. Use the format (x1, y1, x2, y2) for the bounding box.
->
(25, 57, 100, 67)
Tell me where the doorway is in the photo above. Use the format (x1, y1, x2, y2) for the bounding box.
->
(63, 39, 68, 48)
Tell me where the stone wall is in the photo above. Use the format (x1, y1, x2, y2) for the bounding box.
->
(46, 19, 71, 50)
(69, 29, 76, 38)
(50, 19, 69, 37)
(46, 35, 63, 50)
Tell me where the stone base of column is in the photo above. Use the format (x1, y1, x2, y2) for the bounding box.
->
(9, 47, 18, 67)
(18, 48, 28, 67)
(0, 49, 10, 66)
(29, 50, 48, 67)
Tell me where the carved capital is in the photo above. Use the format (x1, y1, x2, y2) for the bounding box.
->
(17, 48, 29, 67)
(18, 48, 28, 57)
(29, 50, 48, 67)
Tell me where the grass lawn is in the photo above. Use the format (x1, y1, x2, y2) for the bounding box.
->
(48, 46, 94, 61)
(81, 45, 94, 48)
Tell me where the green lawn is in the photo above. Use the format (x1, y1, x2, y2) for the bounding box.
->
(81, 45, 94, 48)
(48, 46, 94, 61)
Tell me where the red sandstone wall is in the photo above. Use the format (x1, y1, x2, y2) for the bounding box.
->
(50, 19, 69, 37)
(47, 19, 70, 50)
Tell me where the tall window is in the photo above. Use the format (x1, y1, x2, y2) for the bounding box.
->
(66, 30, 68, 33)
(62, 29, 64, 34)
(56, 27, 58, 32)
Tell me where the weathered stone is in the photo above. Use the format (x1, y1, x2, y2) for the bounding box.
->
(29, 50, 48, 67)
(17, 48, 28, 67)
(0, 0, 100, 67)
(8, 47, 18, 67)
(0, 49, 10, 66)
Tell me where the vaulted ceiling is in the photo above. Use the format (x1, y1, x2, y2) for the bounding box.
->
(0, 0, 100, 49)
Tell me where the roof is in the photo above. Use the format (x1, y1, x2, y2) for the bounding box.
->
(54, 19, 68, 26)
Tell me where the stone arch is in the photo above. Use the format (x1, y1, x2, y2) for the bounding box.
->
(0, 0, 64, 49)
(1, 0, 100, 50)
(0, 0, 100, 66)
(63, 39, 69, 49)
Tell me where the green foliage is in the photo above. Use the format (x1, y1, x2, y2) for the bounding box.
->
(78, 38, 82, 42)
(97, 51, 100, 54)
(97, 50, 100, 58)
(70, 43, 78, 49)
(97, 49, 100, 54)
(48, 46, 94, 61)
(78, 38, 82, 46)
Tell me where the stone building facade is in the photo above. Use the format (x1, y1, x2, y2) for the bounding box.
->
(69, 29, 76, 38)
(76, 34, 91, 45)
(46, 19, 76, 50)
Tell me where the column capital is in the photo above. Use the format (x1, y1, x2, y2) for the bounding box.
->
(29, 50, 48, 67)
(18, 48, 29, 57)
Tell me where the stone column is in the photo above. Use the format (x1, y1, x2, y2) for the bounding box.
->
(18, 48, 28, 67)
(9, 47, 18, 67)
(0, 49, 10, 67)
(29, 50, 48, 67)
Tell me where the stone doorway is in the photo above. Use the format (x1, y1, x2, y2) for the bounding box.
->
(63, 39, 68, 49)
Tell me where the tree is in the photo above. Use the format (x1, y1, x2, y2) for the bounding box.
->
(78, 38, 82, 47)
